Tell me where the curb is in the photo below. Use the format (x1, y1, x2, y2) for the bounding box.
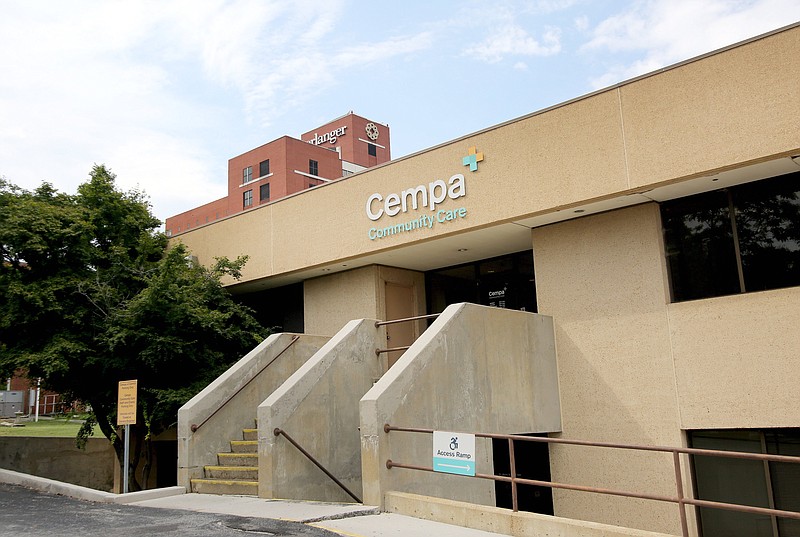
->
(0, 468, 186, 504)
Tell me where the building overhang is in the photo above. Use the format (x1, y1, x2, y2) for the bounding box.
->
(227, 155, 800, 294)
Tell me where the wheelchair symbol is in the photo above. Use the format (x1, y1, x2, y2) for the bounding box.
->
(450, 437, 459, 450)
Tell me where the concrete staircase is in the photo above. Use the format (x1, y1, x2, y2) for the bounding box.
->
(191, 426, 258, 495)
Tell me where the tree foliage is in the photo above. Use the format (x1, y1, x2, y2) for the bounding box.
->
(0, 165, 269, 489)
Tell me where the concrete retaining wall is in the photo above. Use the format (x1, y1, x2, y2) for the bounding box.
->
(360, 303, 561, 508)
(178, 333, 329, 488)
(0, 436, 115, 492)
(258, 319, 384, 502)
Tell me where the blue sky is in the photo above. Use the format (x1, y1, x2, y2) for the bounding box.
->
(1, 1, 798, 224)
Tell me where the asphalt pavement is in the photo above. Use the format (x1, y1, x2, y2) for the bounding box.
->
(0, 482, 339, 537)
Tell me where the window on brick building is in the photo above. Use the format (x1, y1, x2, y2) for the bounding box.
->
(309, 159, 318, 176)
(243, 166, 253, 183)
(243, 189, 253, 208)
(260, 183, 270, 202)
(259, 160, 270, 177)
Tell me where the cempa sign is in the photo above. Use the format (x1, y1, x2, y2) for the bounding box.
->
(365, 147, 483, 241)
(365, 174, 466, 221)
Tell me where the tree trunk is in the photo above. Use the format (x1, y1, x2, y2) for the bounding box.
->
(140, 433, 152, 488)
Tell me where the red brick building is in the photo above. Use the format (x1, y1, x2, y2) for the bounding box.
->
(166, 112, 390, 236)
(2, 373, 65, 417)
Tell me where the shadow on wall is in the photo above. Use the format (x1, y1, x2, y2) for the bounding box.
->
(0, 437, 116, 491)
(0, 436, 178, 492)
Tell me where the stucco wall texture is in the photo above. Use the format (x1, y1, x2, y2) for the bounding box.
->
(533, 202, 800, 533)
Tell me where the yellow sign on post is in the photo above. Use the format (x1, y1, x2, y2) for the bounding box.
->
(117, 380, 138, 426)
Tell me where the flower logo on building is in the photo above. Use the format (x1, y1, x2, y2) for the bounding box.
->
(462, 146, 484, 172)
(365, 123, 379, 141)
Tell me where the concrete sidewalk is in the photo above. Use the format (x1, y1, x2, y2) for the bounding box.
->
(130, 492, 512, 537)
(0, 468, 508, 537)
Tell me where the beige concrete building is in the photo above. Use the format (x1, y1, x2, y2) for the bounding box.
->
(176, 24, 800, 537)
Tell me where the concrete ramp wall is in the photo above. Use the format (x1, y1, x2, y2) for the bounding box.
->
(360, 303, 561, 508)
(177, 333, 329, 488)
(258, 319, 384, 502)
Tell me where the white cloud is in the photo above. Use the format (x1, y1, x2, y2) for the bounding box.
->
(466, 24, 562, 63)
(334, 33, 435, 67)
(105, 131, 225, 217)
(457, 0, 573, 64)
(583, 0, 800, 88)
(574, 15, 589, 32)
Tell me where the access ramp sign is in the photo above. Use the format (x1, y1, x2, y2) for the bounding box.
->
(433, 430, 475, 476)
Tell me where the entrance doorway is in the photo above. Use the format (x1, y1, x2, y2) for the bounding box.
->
(384, 282, 416, 368)
(426, 250, 536, 314)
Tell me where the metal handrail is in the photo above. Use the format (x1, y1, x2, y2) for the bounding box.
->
(190, 335, 300, 433)
(374, 313, 440, 356)
(375, 345, 410, 356)
(273, 427, 362, 503)
(383, 424, 800, 537)
(375, 313, 440, 327)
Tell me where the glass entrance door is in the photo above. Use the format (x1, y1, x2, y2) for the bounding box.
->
(425, 250, 536, 314)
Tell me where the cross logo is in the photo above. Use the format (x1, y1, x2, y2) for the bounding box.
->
(462, 146, 484, 172)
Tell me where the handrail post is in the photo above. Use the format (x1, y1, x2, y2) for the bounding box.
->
(673, 450, 689, 537)
(509, 437, 519, 512)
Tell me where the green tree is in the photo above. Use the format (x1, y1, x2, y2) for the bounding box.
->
(0, 166, 268, 490)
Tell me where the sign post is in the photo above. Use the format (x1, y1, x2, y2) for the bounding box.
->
(433, 430, 476, 476)
(117, 380, 137, 494)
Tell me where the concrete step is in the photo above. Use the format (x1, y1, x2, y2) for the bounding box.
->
(242, 428, 257, 441)
(218, 452, 258, 467)
(204, 465, 258, 480)
(231, 440, 257, 453)
(191, 478, 258, 496)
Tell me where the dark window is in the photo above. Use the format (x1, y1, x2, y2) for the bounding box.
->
(243, 189, 253, 208)
(662, 190, 740, 301)
(259, 183, 270, 202)
(259, 159, 270, 177)
(368, 143, 377, 157)
(735, 176, 800, 292)
(309, 159, 318, 176)
(493, 434, 553, 515)
(243, 166, 252, 183)
(689, 429, 800, 537)
(662, 172, 800, 302)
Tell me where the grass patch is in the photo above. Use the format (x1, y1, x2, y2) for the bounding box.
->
(0, 418, 102, 438)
